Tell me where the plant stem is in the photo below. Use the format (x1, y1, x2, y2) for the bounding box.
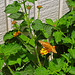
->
(38, 9, 40, 19)
(28, 9, 30, 20)
(7, 65, 15, 75)
(34, 47, 41, 66)
(23, 0, 27, 16)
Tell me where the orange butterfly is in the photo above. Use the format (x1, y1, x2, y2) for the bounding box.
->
(38, 40, 57, 55)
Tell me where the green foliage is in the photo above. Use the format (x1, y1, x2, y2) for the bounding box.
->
(71, 30, 75, 39)
(27, 0, 37, 4)
(1, 0, 75, 74)
(53, 31, 63, 44)
(3, 31, 14, 41)
(0, 43, 22, 56)
(46, 19, 54, 25)
(8, 12, 24, 20)
(67, 0, 75, 7)
(0, 60, 4, 70)
(69, 67, 75, 74)
(34, 67, 49, 75)
(68, 49, 75, 59)
(4, 1, 21, 14)
(32, 19, 52, 38)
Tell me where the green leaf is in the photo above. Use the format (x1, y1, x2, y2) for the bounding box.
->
(71, 30, 75, 39)
(4, 1, 21, 14)
(8, 12, 24, 20)
(7, 49, 27, 65)
(0, 72, 3, 75)
(8, 60, 17, 65)
(43, 23, 52, 38)
(15, 72, 21, 75)
(27, 0, 37, 3)
(30, 17, 34, 23)
(32, 19, 52, 38)
(26, 53, 36, 62)
(32, 19, 43, 31)
(62, 53, 70, 62)
(23, 57, 29, 63)
(0, 60, 4, 70)
(19, 34, 29, 42)
(25, 44, 34, 53)
(23, 64, 34, 75)
(62, 37, 72, 44)
(59, 71, 65, 75)
(48, 58, 65, 74)
(17, 58, 21, 66)
(68, 49, 75, 59)
(53, 31, 63, 44)
(3, 31, 14, 41)
(69, 67, 75, 74)
(46, 19, 54, 25)
(29, 39, 35, 47)
(1, 43, 22, 56)
(34, 67, 48, 75)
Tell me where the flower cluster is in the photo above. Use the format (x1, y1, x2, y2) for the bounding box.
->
(13, 31, 21, 37)
(40, 48, 50, 55)
(37, 5, 42, 9)
(12, 20, 16, 24)
(27, 5, 32, 10)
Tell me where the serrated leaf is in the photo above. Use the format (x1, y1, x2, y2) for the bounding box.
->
(34, 67, 48, 75)
(68, 49, 75, 59)
(17, 58, 21, 66)
(29, 39, 35, 47)
(23, 57, 29, 63)
(48, 59, 64, 74)
(1, 43, 22, 56)
(19, 34, 29, 42)
(62, 37, 72, 44)
(4, 1, 21, 14)
(32, 19, 43, 31)
(30, 17, 34, 23)
(69, 67, 75, 74)
(15, 72, 21, 75)
(62, 53, 70, 62)
(53, 31, 63, 44)
(26, 53, 36, 62)
(71, 30, 75, 39)
(43, 24, 52, 38)
(27, 0, 37, 3)
(25, 44, 34, 53)
(23, 64, 34, 75)
(8, 60, 17, 65)
(0, 60, 4, 70)
(8, 12, 24, 20)
(46, 19, 54, 25)
(3, 31, 14, 41)
(7, 50, 26, 65)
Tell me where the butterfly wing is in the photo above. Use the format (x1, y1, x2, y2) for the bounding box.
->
(38, 40, 57, 53)
(38, 40, 52, 49)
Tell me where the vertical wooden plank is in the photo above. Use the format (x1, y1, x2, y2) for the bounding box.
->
(59, 0, 64, 18)
(5, 0, 12, 31)
(34, 1, 38, 20)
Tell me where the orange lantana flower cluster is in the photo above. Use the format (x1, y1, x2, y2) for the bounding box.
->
(12, 20, 16, 24)
(13, 31, 21, 37)
(37, 5, 42, 9)
(27, 5, 31, 10)
(40, 48, 50, 55)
